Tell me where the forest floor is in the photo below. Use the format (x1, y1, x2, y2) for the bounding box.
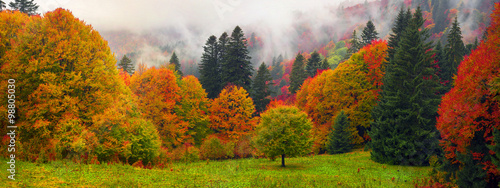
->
(0, 149, 432, 187)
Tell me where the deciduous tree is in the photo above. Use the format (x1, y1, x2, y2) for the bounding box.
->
(436, 3, 500, 186)
(130, 67, 183, 148)
(209, 84, 256, 142)
(253, 106, 313, 167)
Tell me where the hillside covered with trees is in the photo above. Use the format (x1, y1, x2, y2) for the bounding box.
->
(1, 0, 500, 187)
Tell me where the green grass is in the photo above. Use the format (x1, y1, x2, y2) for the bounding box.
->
(0, 150, 431, 187)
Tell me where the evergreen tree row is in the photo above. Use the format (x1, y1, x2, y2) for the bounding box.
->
(199, 26, 254, 99)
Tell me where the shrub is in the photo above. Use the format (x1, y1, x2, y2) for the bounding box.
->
(168, 143, 200, 163)
(200, 136, 235, 160)
(234, 135, 254, 158)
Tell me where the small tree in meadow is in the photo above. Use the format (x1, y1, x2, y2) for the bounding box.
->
(254, 106, 313, 167)
(326, 110, 353, 154)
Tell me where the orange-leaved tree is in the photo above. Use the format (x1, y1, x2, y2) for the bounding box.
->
(209, 84, 257, 143)
(0, 9, 161, 164)
(436, 3, 500, 186)
(129, 66, 186, 148)
(296, 40, 388, 153)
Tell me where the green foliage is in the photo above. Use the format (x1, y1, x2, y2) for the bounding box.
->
(123, 117, 162, 165)
(118, 55, 135, 75)
(320, 58, 329, 70)
(347, 30, 361, 59)
(289, 53, 307, 94)
(270, 54, 284, 80)
(220, 26, 253, 91)
(199, 35, 221, 99)
(306, 51, 321, 77)
(254, 106, 313, 167)
(252, 62, 273, 113)
(369, 7, 441, 166)
(326, 111, 353, 154)
(387, 7, 411, 62)
(175, 76, 211, 146)
(200, 137, 235, 160)
(441, 17, 465, 91)
(169, 52, 183, 77)
(361, 20, 379, 47)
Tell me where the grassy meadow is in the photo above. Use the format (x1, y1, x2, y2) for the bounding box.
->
(0, 149, 432, 187)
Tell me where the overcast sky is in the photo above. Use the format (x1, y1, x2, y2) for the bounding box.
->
(4, 0, 360, 32)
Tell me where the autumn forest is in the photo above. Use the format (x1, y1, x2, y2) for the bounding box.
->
(1, 0, 500, 187)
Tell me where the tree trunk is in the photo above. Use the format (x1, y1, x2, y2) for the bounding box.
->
(281, 154, 285, 167)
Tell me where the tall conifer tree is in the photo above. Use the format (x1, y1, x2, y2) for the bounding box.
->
(199, 35, 221, 99)
(169, 51, 183, 77)
(387, 7, 411, 62)
(289, 53, 307, 94)
(118, 55, 134, 75)
(306, 51, 321, 77)
(9, 0, 38, 15)
(442, 17, 465, 90)
(346, 30, 361, 59)
(252, 62, 272, 113)
(369, 7, 441, 166)
(361, 20, 379, 47)
(220, 26, 253, 92)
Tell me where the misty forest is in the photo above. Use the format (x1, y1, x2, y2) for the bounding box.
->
(1, 0, 500, 187)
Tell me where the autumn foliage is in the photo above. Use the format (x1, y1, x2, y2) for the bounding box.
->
(436, 2, 500, 185)
(209, 84, 257, 143)
(0, 9, 161, 164)
(129, 67, 184, 148)
(295, 40, 388, 153)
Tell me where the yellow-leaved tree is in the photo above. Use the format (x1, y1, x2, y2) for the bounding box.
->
(296, 40, 388, 153)
(0, 9, 161, 164)
(209, 84, 257, 143)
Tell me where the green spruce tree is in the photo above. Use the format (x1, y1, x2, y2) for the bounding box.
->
(252, 62, 273, 113)
(361, 20, 379, 47)
(169, 51, 183, 77)
(199, 35, 221, 99)
(270, 54, 284, 80)
(369, 7, 441, 166)
(118, 55, 134, 75)
(346, 30, 361, 59)
(220, 26, 253, 92)
(442, 17, 465, 91)
(9, 0, 38, 15)
(306, 51, 321, 77)
(387, 7, 411, 62)
(326, 111, 353, 154)
(289, 53, 307, 94)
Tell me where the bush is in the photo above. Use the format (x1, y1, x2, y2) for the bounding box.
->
(168, 143, 200, 163)
(200, 136, 234, 160)
(234, 135, 254, 158)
